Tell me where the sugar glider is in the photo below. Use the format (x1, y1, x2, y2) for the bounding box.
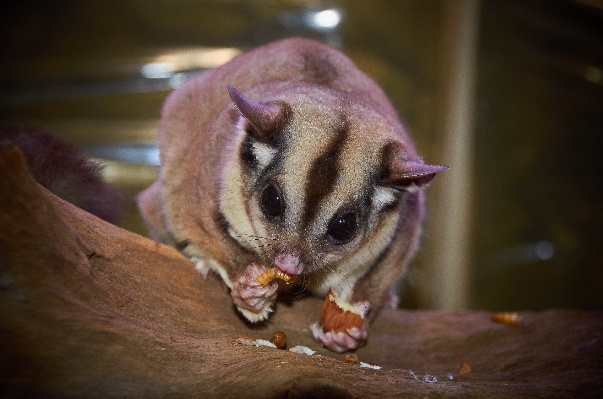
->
(1, 125, 122, 224)
(137, 38, 447, 352)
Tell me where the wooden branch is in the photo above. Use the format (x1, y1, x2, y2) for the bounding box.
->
(1, 142, 602, 398)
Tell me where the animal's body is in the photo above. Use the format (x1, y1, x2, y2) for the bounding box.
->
(137, 38, 446, 352)
(1, 126, 122, 224)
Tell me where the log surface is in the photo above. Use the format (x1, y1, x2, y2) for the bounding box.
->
(1, 143, 602, 398)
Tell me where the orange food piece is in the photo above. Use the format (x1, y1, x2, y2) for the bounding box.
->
(459, 360, 471, 375)
(320, 288, 364, 334)
(491, 312, 521, 325)
(345, 353, 359, 364)
(234, 336, 256, 346)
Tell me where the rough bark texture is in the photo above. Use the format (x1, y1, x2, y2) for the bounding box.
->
(1, 142, 602, 398)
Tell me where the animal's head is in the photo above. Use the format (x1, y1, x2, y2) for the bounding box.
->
(219, 85, 447, 278)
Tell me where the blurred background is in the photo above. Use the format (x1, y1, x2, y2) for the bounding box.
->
(1, 0, 602, 312)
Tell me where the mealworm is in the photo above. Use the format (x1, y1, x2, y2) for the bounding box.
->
(491, 312, 522, 325)
(256, 267, 294, 285)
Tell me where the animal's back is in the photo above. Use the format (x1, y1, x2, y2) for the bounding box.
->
(0, 126, 122, 224)
(158, 38, 407, 167)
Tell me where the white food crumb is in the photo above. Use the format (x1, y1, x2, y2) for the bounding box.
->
(256, 339, 276, 348)
(191, 257, 210, 278)
(289, 345, 316, 355)
(359, 362, 382, 370)
(423, 375, 438, 383)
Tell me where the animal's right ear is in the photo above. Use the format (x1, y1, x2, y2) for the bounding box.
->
(379, 160, 448, 190)
(378, 142, 448, 192)
(227, 86, 289, 145)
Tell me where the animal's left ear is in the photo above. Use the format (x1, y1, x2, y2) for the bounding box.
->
(227, 85, 289, 145)
(379, 159, 448, 190)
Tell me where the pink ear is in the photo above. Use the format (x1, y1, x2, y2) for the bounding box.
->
(227, 86, 287, 134)
(380, 160, 448, 188)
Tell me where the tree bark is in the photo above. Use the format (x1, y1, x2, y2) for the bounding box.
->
(1, 142, 601, 398)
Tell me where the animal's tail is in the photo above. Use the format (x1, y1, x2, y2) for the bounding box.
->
(0, 125, 123, 224)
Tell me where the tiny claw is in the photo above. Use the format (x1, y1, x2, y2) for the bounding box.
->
(231, 263, 278, 320)
(346, 326, 368, 341)
(311, 322, 367, 353)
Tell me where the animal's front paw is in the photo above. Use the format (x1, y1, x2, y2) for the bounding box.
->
(311, 288, 370, 353)
(231, 263, 278, 322)
(311, 322, 368, 353)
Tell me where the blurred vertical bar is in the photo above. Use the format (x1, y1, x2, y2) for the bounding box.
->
(430, 0, 480, 309)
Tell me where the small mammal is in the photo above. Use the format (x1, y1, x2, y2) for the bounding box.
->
(1, 125, 122, 224)
(137, 38, 447, 352)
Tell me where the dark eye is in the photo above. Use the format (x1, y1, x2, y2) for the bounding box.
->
(327, 213, 358, 243)
(260, 184, 283, 219)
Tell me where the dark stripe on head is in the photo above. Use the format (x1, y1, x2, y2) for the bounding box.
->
(302, 118, 349, 227)
(239, 105, 292, 174)
(254, 110, 295, 190)
(302, 52, 339, 86)
(250, 102, 293, 147)
(251, 101, 293, 147)
(239, 134, 258, 169)
(175, 239, 191, 251)
(378, 141, 401, 182)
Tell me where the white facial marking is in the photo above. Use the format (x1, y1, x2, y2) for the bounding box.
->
(236, 115, 277, 170)
(252, 142, 277, 169)
(373, 187, 397, 210)
(219, 121, 259, 253)
(405, 182, 419, 194)
(186, 248, 233, 289)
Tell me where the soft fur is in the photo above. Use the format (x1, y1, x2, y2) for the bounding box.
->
(1, 125, 122, 224)
(137, 38, 446, 351)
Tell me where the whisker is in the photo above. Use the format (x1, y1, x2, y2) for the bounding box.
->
(313, 258, 351, 296)
(290, 273, 310, 299)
